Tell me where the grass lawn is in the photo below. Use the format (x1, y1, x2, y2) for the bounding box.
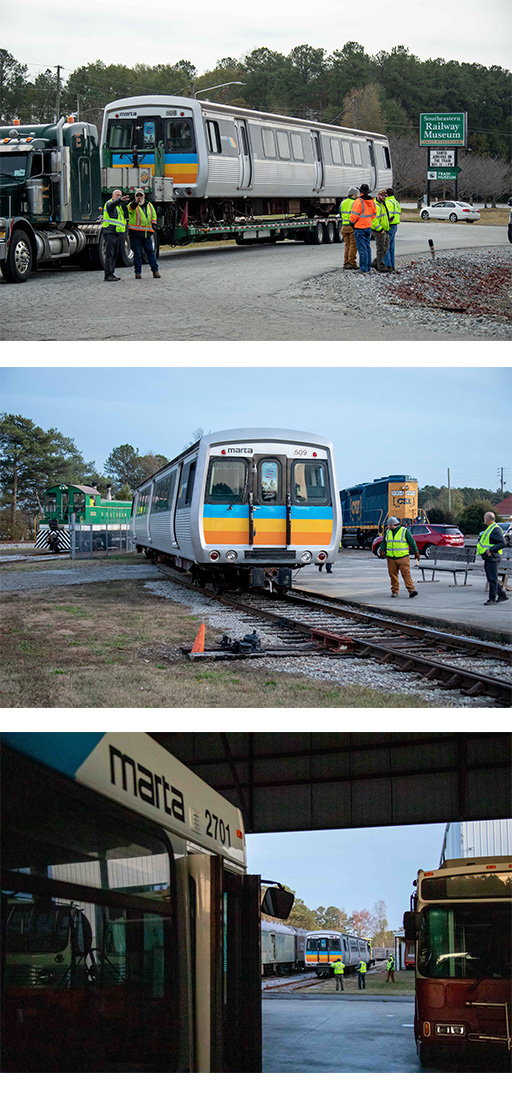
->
(1, 565, 433, 708)
(304, 967, 415, 995)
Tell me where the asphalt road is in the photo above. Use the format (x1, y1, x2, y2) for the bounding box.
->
(1, 222, 507, 342)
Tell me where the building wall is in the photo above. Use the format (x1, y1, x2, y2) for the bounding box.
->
(441, 819, 512, 862)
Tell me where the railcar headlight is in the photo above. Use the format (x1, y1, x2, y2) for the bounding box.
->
(225, 550, 238, 561)
(301, 551, 312, 563)
(209, 550, 220, 561)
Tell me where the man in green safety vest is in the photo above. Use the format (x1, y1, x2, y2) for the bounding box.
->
(383, 188, 401, 271)
(386, 953, 395, 982)
(127, 189, 161, 280)
(357, 958, 367, 989)
(379, 516, 420, 598)
(371, 190, 391, 273)
(333, 958, 345, 991)
(102, 188, 129, 282)
(339, 188, 359, 270)
(477, 511, 509, 605)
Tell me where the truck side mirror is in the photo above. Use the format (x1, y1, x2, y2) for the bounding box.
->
(403, 911, 422, 940)
(261, 885, 295, 920)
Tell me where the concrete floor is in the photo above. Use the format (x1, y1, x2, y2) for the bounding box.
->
(294, 549, 512, 643)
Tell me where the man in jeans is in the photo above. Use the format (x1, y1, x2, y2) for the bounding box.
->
(349, 183, 377, 273)
(379, 516, 420, 597)
(127, 190, 161, 280)
(477, 512, 509, 605)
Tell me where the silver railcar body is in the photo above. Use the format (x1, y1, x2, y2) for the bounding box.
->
(305, 929, 373, 976)
(261, 920, 307, 975)
(132, 427, 342, 590)
(101, 95, 392, 211)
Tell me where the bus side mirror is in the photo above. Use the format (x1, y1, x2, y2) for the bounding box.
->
(403, 911, 422, 940)
(261, 885, 295, 920)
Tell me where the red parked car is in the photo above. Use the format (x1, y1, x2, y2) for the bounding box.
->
(372, 522, 465, 559)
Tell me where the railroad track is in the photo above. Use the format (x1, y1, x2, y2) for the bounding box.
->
(158, 568, 512, 706)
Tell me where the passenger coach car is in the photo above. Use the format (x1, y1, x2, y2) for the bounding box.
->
(132, 428, 342, 591)
(101, 95, 392, 233)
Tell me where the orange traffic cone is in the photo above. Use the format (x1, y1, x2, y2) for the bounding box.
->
(191, 623, 205, 653)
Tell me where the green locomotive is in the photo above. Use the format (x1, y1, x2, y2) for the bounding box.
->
(36, 484, 132, 552)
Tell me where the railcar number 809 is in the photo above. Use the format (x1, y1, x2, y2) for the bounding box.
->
(205, 809, 231, 846)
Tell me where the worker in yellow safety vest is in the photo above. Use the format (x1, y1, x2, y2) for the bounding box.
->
(127, 189, 161, 280)
(357, 958, 367, 990)
(339, 188, 359, 270)
(333, 958, 346, 991)
(383, 188, 401, 271)
(386, 954, 395, 982)
(102, 188, 129, 282)
(379, 516, 420, 598)
(371, 190, 391, 273)
(477, 511, 508, 605)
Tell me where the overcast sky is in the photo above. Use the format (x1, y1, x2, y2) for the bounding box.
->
(247, 821, 445, 930)
(2, 366, 510, 492)
(5, 0, 510, 81)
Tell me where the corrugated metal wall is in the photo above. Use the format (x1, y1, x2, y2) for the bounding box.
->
(443, 819, 512, 860)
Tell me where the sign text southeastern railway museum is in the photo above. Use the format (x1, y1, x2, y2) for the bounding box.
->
(419, 113, 467, 146)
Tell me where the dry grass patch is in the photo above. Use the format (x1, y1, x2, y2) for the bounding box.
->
(299, 968, 415, 995)
(401, 207, 508, 226)
(1, 578, 433, 708)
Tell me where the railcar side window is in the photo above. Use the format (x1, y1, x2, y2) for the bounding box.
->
(1, 765, 176, 1071)
(276, 130, 291, 159)
(290, 134, 304, 160)
(206, 459, 247, 503)
(151, 471, 177, 513)
(382, 146, 391, 169)
(137, 487, 151, 515)
(351, 142, 363, 166)
(262, 129, 277, 158)
(167, 119, 195, 152)
(177, 459, 197, 508)
(292, 461, 330, 506)
(330, 139, 342, 165)
(342, 140, 352, 164)
(206, 120, 222, 154)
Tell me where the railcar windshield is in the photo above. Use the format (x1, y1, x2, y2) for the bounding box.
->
(417, 903, 512, 980)
(106, 117, 159, 151)
(306, 935, 341, 953)
(206, 459, 248, 503)
(166, 118, 195, 153)
(292, 461, 330, 505)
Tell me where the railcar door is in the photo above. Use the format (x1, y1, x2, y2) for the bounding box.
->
(235, 120, 252, 190)
(312, 131, 324, 190)
(366, 140, 376, 190)
(250, 454, 288, 547)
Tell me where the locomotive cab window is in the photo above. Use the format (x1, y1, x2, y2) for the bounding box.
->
(292, 460, 330, 506)
(72, 491, 86, 514)
(45, 493, 57, 513)
(258, 459, 282, 504)
(166, 119, 195, 152)
(206, 459, 248, 503)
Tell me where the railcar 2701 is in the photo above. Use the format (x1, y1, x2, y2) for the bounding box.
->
(36, 483, 132, 551)
(100, 95, 392, 246)
(305, 930, 373, 977)
(339, 474, 419, 549)
(131, 428, 342, 592)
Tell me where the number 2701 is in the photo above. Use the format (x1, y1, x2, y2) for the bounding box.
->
(205, 809, 231, 846)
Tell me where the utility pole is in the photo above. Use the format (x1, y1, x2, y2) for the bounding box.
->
(497, 467, 504, 498)
(55, 65, 62, 120)
(447, 468, 451, 513)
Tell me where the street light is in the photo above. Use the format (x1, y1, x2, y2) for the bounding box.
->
(181, 80, 244, 99)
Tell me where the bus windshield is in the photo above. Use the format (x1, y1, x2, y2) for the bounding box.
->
(418, 902, 511, 980)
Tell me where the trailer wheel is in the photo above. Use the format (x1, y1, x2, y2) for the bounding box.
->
(334, 222, 343, 243)
(325, 221, 336, 244)
(1, 229, 33, 282)
(312, 221, 325, 245)
(118, 232, 134, 268)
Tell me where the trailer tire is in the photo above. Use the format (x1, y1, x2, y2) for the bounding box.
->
(312, 221, 325, 245)
(118, 232, 134, 267)
(334, 222, 343, 243)
(325, 221, 336, 244)
(1, 229, 33, 282)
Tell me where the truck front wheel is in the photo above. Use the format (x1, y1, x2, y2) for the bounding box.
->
(1, 229, 33, 282)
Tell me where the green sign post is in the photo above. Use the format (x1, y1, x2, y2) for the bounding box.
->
(419, 113, 467, 146)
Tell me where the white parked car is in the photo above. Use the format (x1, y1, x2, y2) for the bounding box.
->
(420, 200, 480, 223)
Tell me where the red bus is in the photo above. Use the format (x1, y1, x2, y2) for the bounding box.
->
(403, 856, 512, 1066)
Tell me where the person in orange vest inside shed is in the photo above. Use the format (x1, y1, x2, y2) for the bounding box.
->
(349, 183, 377, 273)
(127, 189, 161, 280)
